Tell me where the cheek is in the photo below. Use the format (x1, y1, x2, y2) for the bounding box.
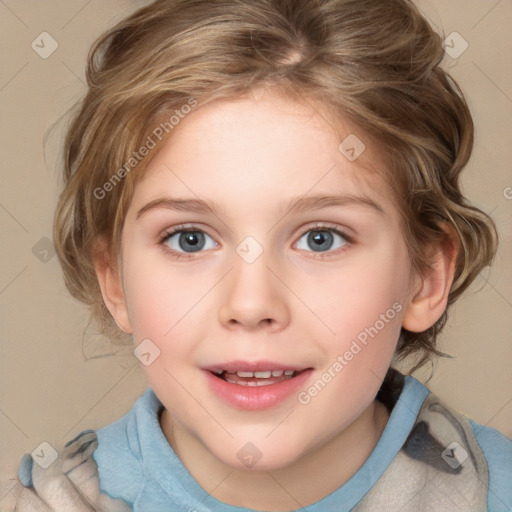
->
(303, 250, 408, 348)
(122, 252, 210, 340)
(294, 269, 405, 442)
(124, 273, 173, 339)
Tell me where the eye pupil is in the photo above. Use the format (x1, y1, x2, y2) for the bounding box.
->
(308, 230, 333, 251)
(179, 232, 204, 252)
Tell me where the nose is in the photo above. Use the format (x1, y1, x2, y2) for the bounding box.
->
(218, 250, 291, 332)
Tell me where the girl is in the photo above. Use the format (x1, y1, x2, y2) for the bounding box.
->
(16, 0, 512, 510)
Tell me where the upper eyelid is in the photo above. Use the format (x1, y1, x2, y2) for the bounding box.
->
(303, 222, 349, 233)
(293, 222, 352, 246)
(160, 224, 216, 240)
(161, 222, 348, 236)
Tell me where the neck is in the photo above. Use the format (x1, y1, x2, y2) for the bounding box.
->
(160, 399, 389, 511)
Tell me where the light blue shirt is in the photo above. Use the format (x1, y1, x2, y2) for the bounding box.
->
(89, 375, 512, 511)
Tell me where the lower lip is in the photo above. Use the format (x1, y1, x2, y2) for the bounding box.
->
(204, 369, 313, 410)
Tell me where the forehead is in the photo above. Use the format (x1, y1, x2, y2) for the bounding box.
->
(131, 88, 395, 218)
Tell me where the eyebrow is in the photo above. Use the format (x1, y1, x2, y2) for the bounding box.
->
(136, 193, 384, 219)
(284, 194, 384, 215)
(136, 197, 220, 218)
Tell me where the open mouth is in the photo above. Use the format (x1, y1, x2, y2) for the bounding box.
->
(210, 369, 306, 387)
(204, 363, 314, 410)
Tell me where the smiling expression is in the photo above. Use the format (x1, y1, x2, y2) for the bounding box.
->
(107, 87, 419, 470)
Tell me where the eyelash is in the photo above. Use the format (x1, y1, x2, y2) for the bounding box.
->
(158, 224, 353, 261)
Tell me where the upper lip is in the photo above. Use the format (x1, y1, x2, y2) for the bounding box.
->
(203, 360, 310, 373)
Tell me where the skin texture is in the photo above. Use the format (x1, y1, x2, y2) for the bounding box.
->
(95, 87, 457, 511)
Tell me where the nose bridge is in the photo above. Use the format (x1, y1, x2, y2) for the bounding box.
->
(218, 241, 290, 330)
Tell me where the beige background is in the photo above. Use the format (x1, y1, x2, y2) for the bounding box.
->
(1, 0, 511, 509)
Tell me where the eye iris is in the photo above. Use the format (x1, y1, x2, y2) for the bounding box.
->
(308, 230, 333, 252)
(179, 232, 204, 252)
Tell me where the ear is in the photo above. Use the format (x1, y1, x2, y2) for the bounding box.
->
(402, 223, 458, 332)
(93, 237, 132, 334)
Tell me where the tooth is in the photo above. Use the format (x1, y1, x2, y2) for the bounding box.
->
(254, 371, 272, 378)
(225, 377, 283, 386)
(271, 370, 284, 377)
(237, 371, 254, 377)
(214, 370, 223, 375)
(284, 370, 295, 376)
(256, 379, 273, 386)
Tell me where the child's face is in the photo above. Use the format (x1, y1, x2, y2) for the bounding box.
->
(115, 88, 417, 470)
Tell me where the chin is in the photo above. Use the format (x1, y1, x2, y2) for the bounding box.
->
(208, 436, 308, 472)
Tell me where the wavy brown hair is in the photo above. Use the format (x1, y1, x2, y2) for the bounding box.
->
(53, 0, 498, 370)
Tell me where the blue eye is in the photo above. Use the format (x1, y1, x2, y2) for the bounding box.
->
(296, 228, 348, 253)
(160, 225, 350, 260)
(161, 229, 217, 253)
